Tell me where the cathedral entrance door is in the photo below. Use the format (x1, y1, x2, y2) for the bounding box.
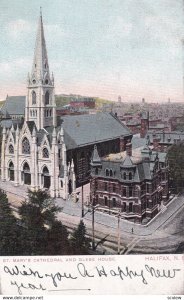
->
(44, 176, 50, 189)
(9, 161, 14, 181)
(24, 173, 31, 185)
(23, 162, 31, 185)
(42, 166, 50, 189)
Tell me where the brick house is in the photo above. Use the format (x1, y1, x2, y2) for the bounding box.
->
(90, 142, 169, 223)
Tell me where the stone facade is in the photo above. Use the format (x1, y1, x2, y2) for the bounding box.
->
(0, 13, 76, 199)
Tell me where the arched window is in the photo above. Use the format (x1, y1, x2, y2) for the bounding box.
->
(43, 147, 49, 158)
(123, 172, 126, 180)
(45, 91, 49, 105)
(23, 162, 30, 172)
(129, 172, 132, 180)
(43, 166, 49, 175)
(61, 180, 63, 188)
(42, 166, 50, 189)
(9, 161, 14, 181)
(106, 169, 109, 176)
(23, 162, 31, 185)
(9, 144, 14, 154)
(110, 169, 113, 177)
(22, 137, 30, 154)
(32, 91, 36, 105)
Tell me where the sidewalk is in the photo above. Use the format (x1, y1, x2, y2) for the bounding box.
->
(1, 180, 184, 238)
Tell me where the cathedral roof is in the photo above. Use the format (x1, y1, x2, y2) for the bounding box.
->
(60, 112, 131, 150)
(1, 96, 25, 116)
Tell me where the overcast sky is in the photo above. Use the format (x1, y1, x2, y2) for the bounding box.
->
(0, 0, 184, 102)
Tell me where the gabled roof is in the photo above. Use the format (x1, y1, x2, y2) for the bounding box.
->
(121, 155, 134, 168)
(60, 112, 131, 150)
(91, 145, 101, 165)
(1, 96, 26, 115)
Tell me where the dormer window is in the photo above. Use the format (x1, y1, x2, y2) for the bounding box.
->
(123, 172, 126, 180)
(129, 172, 132, 180)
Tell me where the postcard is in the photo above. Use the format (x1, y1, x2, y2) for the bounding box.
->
(0, 0, 184, 297)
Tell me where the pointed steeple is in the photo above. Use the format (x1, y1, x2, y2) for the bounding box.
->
(91, 145, 101, 166)
(31, 11, 50, 84)
(121, 155, 134, 168)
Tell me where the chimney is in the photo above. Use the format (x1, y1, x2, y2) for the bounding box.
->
(153, 134, 160, 151)
(126, 140, 132, 157)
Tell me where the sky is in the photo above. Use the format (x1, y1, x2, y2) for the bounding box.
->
(0, 0, 184, 102)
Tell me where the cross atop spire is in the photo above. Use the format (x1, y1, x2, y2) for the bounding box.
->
(30, 10, 51, 85)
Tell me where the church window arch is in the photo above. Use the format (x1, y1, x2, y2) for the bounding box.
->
(110, 169, 113, 177)
(22, 162, 31, 185)
(22, 137, 30, 154)
(9, 144, 14, 154)
(42, 166, 50, 189)
(105, 169, 109, 176)
(42, 147, 49, 158)
(32, 91, 36, 105)
(45, 91, 50, 105)
(8, 161, 14, 181)
(123, 172, 126, 180)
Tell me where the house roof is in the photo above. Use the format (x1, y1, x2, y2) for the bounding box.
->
(1, 96, 26, 116)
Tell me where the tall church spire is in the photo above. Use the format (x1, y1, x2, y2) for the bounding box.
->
(31, 10, 50, 84)
(25, 11, 56, 130)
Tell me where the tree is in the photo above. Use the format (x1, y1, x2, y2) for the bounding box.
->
(0, 189, 21, 255)
(18, 189, 63, 255)
(46, 220, 71, 255)
(70, 220, 91, 254)
(167, 143, 184, 193)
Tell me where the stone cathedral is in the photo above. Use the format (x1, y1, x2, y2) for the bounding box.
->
(1, 13, 76, 199)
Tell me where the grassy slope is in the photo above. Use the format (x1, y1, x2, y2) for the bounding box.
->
(55, 95, 113, 108)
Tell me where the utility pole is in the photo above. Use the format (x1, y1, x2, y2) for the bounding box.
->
(117, 210, 121, 254)
(92, 195, 95, 251)
(92, 177, 95, 251)
(81, 183, 84, 218)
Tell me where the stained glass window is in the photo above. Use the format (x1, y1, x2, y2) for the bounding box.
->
(43, 147, 49, 158)
(9, 144, 14, 154)
(22, 137, 30, 154)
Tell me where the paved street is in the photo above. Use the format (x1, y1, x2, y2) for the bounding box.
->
(1, 180, 184, 253)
